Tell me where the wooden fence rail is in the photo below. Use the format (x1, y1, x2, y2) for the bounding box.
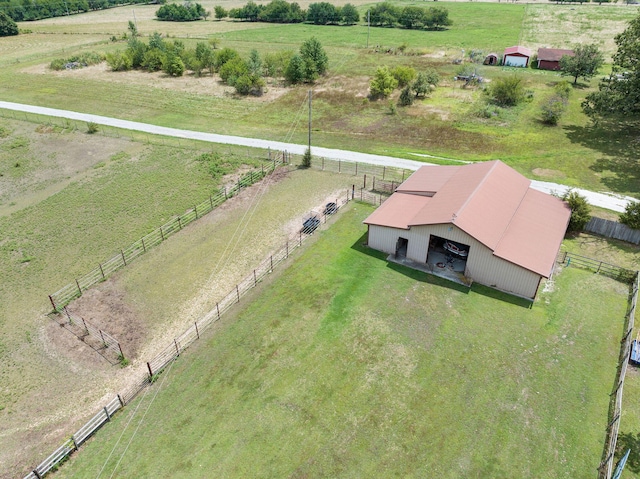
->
(598, 273, 639, 479)
(48, 156, 285, 312)
(586, 217, 640, 246)
(24, 190, 351, 479)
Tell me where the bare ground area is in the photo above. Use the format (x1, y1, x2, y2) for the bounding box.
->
(5, 166, 354, 478)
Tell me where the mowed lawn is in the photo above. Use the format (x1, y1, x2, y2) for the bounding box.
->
(59, 204, 628, 479)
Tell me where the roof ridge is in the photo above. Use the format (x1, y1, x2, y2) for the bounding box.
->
(492, 181, 532, 255)
(452, 160, 499, 224)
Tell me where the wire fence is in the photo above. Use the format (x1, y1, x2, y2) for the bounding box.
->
(557, 252, 639, 479)
(23, 190, 353, 479)
(48, 155, 286, 312)
(47, 307, 124, 364)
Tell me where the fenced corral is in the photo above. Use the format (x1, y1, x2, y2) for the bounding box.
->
(48, 155, 286, 312)
(586, 217, 640, 246)
(357, 188, 389, 206)
(23, 191, 352, 479)
(598, 272, 639, 479)
(557, 251, 637, 283)
(370, 177, 400, 194)
(48, 307, 124, 364)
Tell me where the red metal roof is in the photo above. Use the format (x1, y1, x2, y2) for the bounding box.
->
(504, 46, 532, 57)
(364, 161, 571, 277)
(537, 48, 574, 62)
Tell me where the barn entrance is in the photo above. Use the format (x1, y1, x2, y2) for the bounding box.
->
(395, 237, 408, 258)
(426, 235, 469, 279)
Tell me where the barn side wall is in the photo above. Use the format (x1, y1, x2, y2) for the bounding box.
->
(504, 54, 529, 67)
(538, 60, 560, 70)
(367, 223, 542, 299)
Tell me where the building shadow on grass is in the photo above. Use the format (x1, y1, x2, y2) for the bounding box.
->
(352, 233, 532, 308)
(564, 121, 640, 195)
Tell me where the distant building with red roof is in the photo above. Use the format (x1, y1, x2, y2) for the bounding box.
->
(503, 46, 532, 67)
(363, 161, 571, 300)
(537, 48, 574, 71)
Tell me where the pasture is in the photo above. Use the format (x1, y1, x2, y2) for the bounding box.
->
(0, 2, 638, 194)
(57, 205, 629, 479)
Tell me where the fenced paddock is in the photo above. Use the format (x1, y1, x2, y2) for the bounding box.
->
(558, 252, 639, 479)
(48, 155, 286, 312)
(23, 192, 352, 479)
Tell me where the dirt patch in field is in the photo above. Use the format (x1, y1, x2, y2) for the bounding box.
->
(533, 168, 566, 179)
(22, 62, 289, 102)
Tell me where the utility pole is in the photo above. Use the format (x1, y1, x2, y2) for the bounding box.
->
(367, 11, 370, 49)
(133, 9, 138, 32)
(308, 89, 312, 152)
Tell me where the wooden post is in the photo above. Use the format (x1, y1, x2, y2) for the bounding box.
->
(160, 226, 165, 241)
(71, 436, 78, 450)
(141, 238, 146, 253)
(373, 176, 376, 191)
(49, 295, 57, 312)
(104, 406, 111, 421)
(117, 394, 124, 407)
(286, 241, 289, 258)
(363, 174, 367, 189)
(299, 230, 302, 245)
(254, 269, 257, 286)
(76, 279, 82, 296)
(217, 302, 220, 321)
(147, 362, 153, 378)
(174, 339, 180, 356)
(383, 166, 386, 180)
(33, 470, 42, 479)
(339, 159, 341, 173)
(236, 285, 240, 303)
(99, 329, 107, 347)
(118, 342, 125, 360)
(224, 187, 228, 199)
(82, 318, 89, 335)
(355, 162, 358, 176)
(64, 306, 71, 320)
(210, 195, 214, 209)
(195, 322, 199, 339)
(121, 249, 127, 266)
(322, 157, 325, 170)
(194, 205, 198, 219)
(352, 184, 355, 200)
(270, 255, 273, 272)
(178, 217, 182, 230)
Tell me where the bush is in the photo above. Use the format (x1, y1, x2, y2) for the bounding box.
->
(219, 56, 249, 84)
(300, 37, 328, 77)
(50, 58, 66, 71)
(398, 86, 414, 106)
(214, 47, 240, 71)
(563, 190, 591, 232)
(412, 69, 439, 97)
(488, 76, 525, 107)
(142, 49, 165, 72)
(0, 11, 18, 36)
(340, 3, 359, 24)
(214, 5, 227, 19)
(285, 54, 305, 84)
(554, 80, 572, 100)
(86, 122, 99, 134)
(620, 201, 640, 230)
(370, 65, 398, 99)
(302, 148, 312, 167)
(234, 74, 265, 95)
(541, 94, 567, 126)
(106, 51, 133, 71)
(163, 54, 185, 76)
(391, 65, 416, 87)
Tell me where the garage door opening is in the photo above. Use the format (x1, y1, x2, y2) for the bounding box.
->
(426, 235, 469, 276)
(395, 237, 408, 258)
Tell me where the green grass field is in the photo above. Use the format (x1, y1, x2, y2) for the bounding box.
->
(0, 2, 638, 195)
(57, 205, 628, 479)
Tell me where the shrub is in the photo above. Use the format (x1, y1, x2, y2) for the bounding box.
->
(234, 74, 265, 95)
(370, 65, 398, 98)
(142, 49, 165, 72)
(340, 3, 359, 24)
(300, 37, 328, 77)
(541, 94, 567, 126)
(302, 148, 312, 167)
(214, 47, 240, 71)
(214, 5, 227, 19)
(391, 65, 416, 87)
(106, 51, 133, 71)
(554, 80, 572, 100)
(0, 11, 18, 36)
(488, 76, 525, 107)
(50, 58, 66, 71)
(87, 122, 99, 134)
(285, 54, 305, 84)
(398, 86, 414, 106)
(163, 54, 185, 76)
(620, 201, 640, 230)
(563, 190, 591, 232)
(219, 56, 249, 85)
(412, 69, 439, 97)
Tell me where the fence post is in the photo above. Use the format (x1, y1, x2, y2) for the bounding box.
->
(355, 162, 358, 176)
(236, 285, 240, 303)
(99, 329, 107, 347)
(174, 339, 180, 356)
(224, 187, 227, 199)
(322, 157, 325, 170)
(194, 205, 198, 219)
(118, 342, 125, 360)
(76, 279, 82, 296)
(210, 195, 214, 209)
(82, 318, 90, 335)
(286, 241, 289, 258)
(121, 250, 127, 266)
(99, 263, 105, 280)
(160, 226, 165, 241)
(270, 255, 273, 272)
(373, 177, 376, 191)
(49, 295, 57, 312)
(217, 302, 220, 321)
(352, 184, 355, 200)
(195, 322, 199, 339)
(383, 166, 386, 180)
(299, 231, 302, 246)
(178, 217, 182, 230)
(141, 238, 146, 253)
(254, 270, 257, 286)
(71, 436, 79, 450)
(147, 362, 153, 378)
(104, 406, 111, 421)
(33, 470, 42, 479)
(339, 159, 341, 173)
(363, 174, 366, 189)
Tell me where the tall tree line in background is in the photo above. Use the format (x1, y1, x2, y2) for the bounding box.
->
(0, 0, 153, 21)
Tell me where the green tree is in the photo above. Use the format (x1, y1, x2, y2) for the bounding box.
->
(0, 11, 19, 37)
(488, 76, 526, 107)
(142, 48, 165, 71)
(219, 56, 249, 84)
(106, 50, 133, 71)
(370, 65, 398, 98)
(285, 54, 305, 84)
(302, 147, 312, 167)
(248, 49, 262, 76)
(214, 5, 227, 19)
(398, 6, 424, 29)
(214, 47, 240, 71)
(620, 201, 640, 230)
(425, 6, 452, 30)
(340, 3, 359, 25)
(195, 41, 215, 74)
(234, 74, 265, 95)
(560, 44, 604, 85)
(163, 53, 185, 76)
(369, 2, 399, 27)
(583, 13, 640, 120)
(264, 50, 294, 80)
(127, 20, 138, 37)
(563, 190, 591, 232)
(307, 2, 338, 24)
(391, 65, 416, 87)
(540, 95, 567, 126)
(300, 37, 328, 81)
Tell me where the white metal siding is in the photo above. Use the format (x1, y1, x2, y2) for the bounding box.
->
(370, 223, 541, 299)
(504, 55, 527, 67)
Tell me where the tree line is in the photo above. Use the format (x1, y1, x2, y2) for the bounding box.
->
(156, 2, 207, 21)
(211, 0, 451, 30)
(0, 0, 151, 22)
(102, 24, 329, 95)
